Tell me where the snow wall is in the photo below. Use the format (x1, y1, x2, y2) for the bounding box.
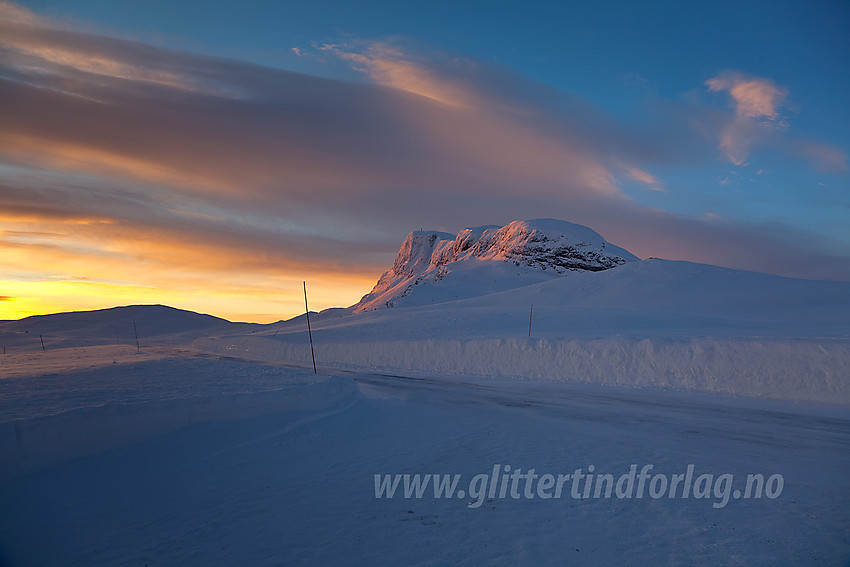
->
(194, 336, 850, 405)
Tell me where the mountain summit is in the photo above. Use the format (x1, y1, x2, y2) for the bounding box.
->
(353, 219, 639, 311)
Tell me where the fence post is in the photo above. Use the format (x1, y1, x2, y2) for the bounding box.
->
(304, 282, 317, 373)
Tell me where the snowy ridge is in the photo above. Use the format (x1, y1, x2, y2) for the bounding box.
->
(353, 219, 638, 311)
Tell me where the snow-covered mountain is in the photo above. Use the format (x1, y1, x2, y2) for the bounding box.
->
(353, 219, 639, 311)
(196, 217, 847, 404)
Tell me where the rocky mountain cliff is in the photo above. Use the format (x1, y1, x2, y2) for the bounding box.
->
(352, 219, 639, 311)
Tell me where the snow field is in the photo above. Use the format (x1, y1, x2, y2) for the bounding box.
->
(1, 357, 847, 566)
(0, 351, 358, 482)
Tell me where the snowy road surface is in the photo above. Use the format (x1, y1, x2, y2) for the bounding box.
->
(1, 349, 848, 566)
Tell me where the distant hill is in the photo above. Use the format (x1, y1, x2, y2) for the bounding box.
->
(0, 305, 246, 350)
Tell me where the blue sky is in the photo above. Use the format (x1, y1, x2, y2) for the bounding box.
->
(1, 0, 848, 321)
(21, 0, 849, 115)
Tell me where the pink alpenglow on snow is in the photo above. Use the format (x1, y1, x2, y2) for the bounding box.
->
(354, 219, 639, 311)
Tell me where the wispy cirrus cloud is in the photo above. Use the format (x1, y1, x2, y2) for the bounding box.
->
(787, 140, 848, 174)
(0, 0, 39, 24)
(317, 41, 476, 108)
(623, 166, 664, 192)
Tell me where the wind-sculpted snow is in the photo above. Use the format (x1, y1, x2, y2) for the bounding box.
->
(353, 219, 638, 311)
(195, 335, 850, 405)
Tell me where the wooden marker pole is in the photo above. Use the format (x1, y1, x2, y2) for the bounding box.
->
(39, 334, 45, 351)
(304, 281, 317, 373)
(133, 321, 140, 352)
(528, 304, 533, 338)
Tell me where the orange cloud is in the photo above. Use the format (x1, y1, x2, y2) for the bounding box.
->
(704, 72, 847, 172)
(0, 133, 237, 195)
(0, 4, 243, 98)
(706, 71, 789, 165)
(706, 72, 787, 119)
(623, 166, 664, 191)
(321, 42, 474, 108)
(322, 40, 627, 200)
(0, 1, 40, 25)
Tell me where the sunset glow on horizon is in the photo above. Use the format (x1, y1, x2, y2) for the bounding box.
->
(2, 0, 848, 322)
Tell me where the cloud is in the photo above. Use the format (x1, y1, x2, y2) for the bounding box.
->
(0, 1, 39, 25)
(789, 140, 848, 174)
(587, 203, 850, 281)
(0, 3, 848, 322)
(705, 72, 789, 165)
(0, 10, 244, 99)
(702, 71, 847, 172)
(623, 166, 664, 191)
(0, 296, 14, 301)
(318, 41, 476, 108)
(706, 72, 787, 120)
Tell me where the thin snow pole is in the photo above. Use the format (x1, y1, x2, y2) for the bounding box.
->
(39, 334, 45, 351)
(304, 281, 317, 373)
(528, 304, 533, 338)
(133, 321, 140, 352)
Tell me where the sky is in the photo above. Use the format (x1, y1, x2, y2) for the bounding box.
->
(1, 0, 848, 322)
